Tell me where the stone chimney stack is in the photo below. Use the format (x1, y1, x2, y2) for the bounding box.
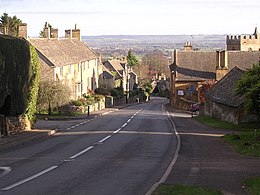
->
(51, 28, 58, 38)
(44, 23, 50, 39)
(18, 23, 28, 39)
(184, 42, 193, 51)
(65, 29, 72, 39)
(65, 24, 81, 41)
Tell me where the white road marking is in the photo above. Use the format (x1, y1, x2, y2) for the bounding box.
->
(98, 135, 111, 143)
(69, 146, 94, 159)
(145, 108, 181, 195)
(1, 166, 58, 191)
(102, 112, 109, 115)
(113, 129, 121, 134)
(122, 123, 127, 128)
(127, 119, 131, 123)
(0, 167, 12, 178)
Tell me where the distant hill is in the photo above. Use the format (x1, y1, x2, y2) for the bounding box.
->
(82, 34, 226, 50)
(82, 34, 226, 58)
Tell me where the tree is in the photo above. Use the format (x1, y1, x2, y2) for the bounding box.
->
(199, 80, 217, 102)
(37, 80, 71, 115)
(127, 50, 139, 68)
(141, 50, 170, 79)
(235, 64, 260, 118)
(0, 12, 22, 36)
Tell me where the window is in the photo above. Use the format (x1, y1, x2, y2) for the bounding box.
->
(177, 89, 184, 96)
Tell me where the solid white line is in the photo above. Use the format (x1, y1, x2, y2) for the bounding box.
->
(69, 146, 94, 159)
(102, 112, 109, 115)
(0, 167, 12, 178)
(1, 166, 58, 191)
(98, 135, 111, 143)
(145, 109, 181, 195)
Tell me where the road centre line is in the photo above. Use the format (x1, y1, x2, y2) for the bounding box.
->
(98, 135, 112, 143)
(0, 167, 12, 178)
(113, 129, 121, 134)
(1, 108, 142, 191)
(122, 123, 127, 128)
(69, 146, 94, 159)
(1, 166, 58, 191)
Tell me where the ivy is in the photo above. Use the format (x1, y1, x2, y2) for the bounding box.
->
(23, 45, 40, 122)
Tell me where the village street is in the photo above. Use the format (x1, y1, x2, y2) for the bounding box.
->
(1, 97, 260, 195)
(0, 98, 177, 195)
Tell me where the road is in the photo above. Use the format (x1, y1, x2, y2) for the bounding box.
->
(0, 98, 177, 195)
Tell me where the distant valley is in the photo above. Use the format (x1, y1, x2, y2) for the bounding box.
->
(82, 34, 226, 58)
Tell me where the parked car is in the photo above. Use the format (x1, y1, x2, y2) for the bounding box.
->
(190, 103, 200, 113)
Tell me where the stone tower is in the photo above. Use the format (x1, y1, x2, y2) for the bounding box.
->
(226, 27, 260, 51)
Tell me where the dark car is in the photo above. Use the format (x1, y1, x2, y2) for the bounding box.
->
(190, 103, 200, 113)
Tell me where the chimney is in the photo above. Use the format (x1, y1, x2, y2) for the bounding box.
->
(72, 28, 81, 41)
(18, 23, 28, 39)
(65, 25, 81, 41)
(51, 28, 58, 38)
(184, 42, 192, 51)
(65, 29, 72, 39)
(44, 24, 50, 39)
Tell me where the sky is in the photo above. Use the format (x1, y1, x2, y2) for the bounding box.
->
(1, 0, 260, 37)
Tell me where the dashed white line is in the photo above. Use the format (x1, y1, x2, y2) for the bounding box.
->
(1, 166, 58, 191)
(69, 146, 94, 159)
(0, 167, 11, 178)
(98, 135, 112, 143)
(127, 119, 131, 123)
(113, 129, 121, 134)
(122, 123, 127, 128)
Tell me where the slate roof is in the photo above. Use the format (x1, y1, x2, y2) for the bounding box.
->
(29, 38, 98, 67)
(227, 51, 260, 70)
(103, 60, 126, 78)
(170, 51, 216, 81)
(206, 66, 245, 107)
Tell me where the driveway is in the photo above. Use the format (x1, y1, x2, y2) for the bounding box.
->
(165, 104, 260, 195)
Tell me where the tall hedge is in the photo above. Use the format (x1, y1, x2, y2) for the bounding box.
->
(23, 45, 40, 121)
(0, 35, 40, 122)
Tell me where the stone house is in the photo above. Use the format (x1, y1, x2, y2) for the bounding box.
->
(102, 59, 137, 92)
(204, 67, 246, 124)
(169, 42, 260, 111)
(169, 47, 216, 110)
(29, 27, 100, 99)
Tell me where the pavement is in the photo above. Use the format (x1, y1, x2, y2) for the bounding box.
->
(164, 104, 260, 195)
(1, 102, 260, 194)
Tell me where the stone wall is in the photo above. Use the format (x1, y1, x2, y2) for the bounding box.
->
(6, 116, 31, 135)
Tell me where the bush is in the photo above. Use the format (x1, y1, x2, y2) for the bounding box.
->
(110, 87, 124, 98)
(71, 100, 83, 106)
(95, 87, 111, 96)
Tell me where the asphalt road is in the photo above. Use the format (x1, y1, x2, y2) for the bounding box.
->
(0, 98, 177, 195)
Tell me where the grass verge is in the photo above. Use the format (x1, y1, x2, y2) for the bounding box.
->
(152, 184, 223, 195)
(244, 177, 260, 195)
(195, 115, 260, 157)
